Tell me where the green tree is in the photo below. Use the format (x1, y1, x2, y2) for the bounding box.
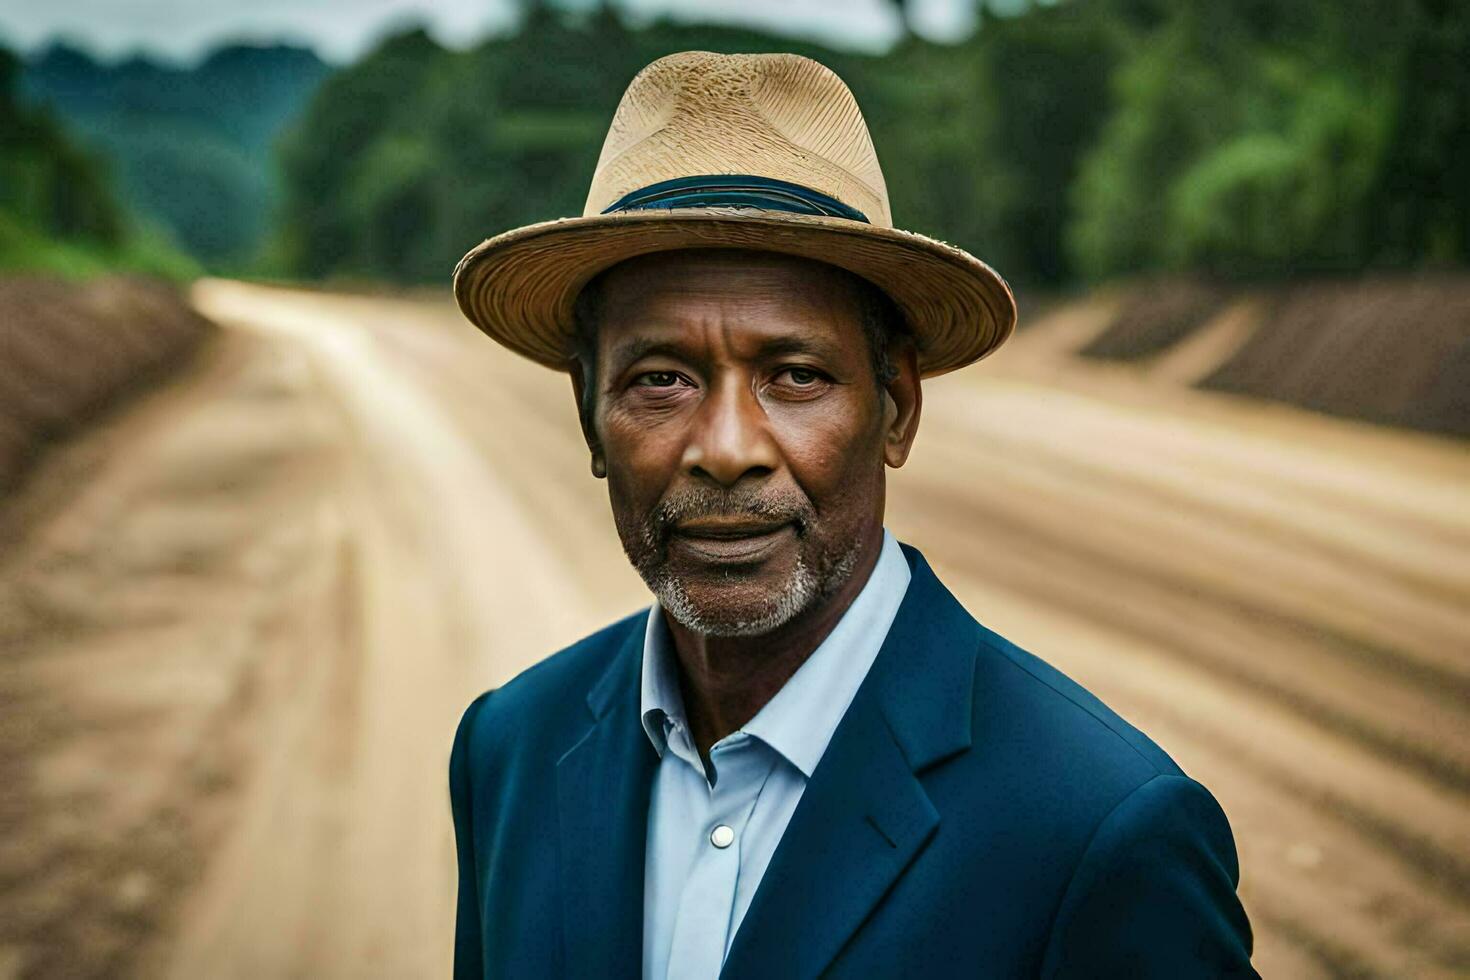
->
(0, 46, 124, 246)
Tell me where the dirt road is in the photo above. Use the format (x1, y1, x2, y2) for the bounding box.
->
(1, 281, 1465, 978)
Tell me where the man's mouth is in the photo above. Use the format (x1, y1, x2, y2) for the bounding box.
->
(668, 518, 796, 562)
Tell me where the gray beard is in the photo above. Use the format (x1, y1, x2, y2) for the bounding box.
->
(613, 482, 865, 637)
(636, 536, 863, 637)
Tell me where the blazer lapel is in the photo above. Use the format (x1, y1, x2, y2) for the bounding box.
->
(556, 620, 658, 980)
(720, 546, 981, 980)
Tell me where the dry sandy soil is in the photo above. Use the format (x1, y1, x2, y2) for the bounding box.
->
(0, 280, 1466, 978)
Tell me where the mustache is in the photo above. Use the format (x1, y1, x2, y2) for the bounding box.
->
(645, 485, 814, 543)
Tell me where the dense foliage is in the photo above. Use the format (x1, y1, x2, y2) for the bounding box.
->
(11, 0, 1464, 285)
(1069, 0, 1469, 279)
(273, 0, 1467, 287)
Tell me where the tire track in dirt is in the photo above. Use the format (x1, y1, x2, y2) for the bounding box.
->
(904, 472, 1470, 794)
(0, 327, 348, 979)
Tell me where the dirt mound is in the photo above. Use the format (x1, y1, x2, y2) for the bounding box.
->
(1079, 274, 1470, 438)
(0, 276, 215, 490)
(1202, 276, 1470, 438)
(1079, 278, 1232, 360)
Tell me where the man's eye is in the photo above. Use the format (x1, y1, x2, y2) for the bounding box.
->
(636, 371, 682, 387)
(780, 367, 823, 386)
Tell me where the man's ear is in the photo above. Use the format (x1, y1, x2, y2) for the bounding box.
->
(567, 361, 606, 478)
(882, 339, 922, 468)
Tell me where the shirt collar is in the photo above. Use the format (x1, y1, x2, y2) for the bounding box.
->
(638, 528, 912, 777)
(638, 596, 686, 756)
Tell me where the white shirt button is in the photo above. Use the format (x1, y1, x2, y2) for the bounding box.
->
(709, 824, 735, 849)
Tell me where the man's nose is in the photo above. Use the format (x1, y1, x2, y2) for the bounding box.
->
(681, 377, 779, 487)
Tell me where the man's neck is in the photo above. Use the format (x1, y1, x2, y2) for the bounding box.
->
(665, 524, 886, 768)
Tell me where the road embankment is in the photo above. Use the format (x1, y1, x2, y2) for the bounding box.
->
(0, 276, 214, 491)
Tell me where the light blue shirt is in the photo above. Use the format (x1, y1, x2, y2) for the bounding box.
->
(639, 529, 912, 980)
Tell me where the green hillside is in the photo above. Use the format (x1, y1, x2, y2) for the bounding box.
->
(0, 45, 195, 278)
(21, 41, 332, 269)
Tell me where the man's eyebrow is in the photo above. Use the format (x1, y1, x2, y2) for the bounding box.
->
(605, 337, 689, 378)
(604, 333, 842, 378)
(752, 336, 843, 360)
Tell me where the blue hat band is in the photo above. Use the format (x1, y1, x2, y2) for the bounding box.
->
(600, 174, 869, 224)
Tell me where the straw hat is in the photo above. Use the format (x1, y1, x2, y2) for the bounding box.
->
(453, 50, 1016, 377)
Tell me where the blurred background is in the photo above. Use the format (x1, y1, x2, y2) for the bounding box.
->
(0, 0, 1466, 977)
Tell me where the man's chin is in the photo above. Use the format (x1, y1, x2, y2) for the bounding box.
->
(651, 567, 820, 638)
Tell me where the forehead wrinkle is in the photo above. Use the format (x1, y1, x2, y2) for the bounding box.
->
(697, 290, 854, 352)
(668, 312, 848, 368)
(597, 263, 866, 369)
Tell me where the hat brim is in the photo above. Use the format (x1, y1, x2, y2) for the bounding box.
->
(452, 207, 1016, 379)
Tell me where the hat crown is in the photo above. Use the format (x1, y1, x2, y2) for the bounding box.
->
(584, 51, 892, 228)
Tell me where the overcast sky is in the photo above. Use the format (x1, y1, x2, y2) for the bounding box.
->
(0, 0, 980, 63)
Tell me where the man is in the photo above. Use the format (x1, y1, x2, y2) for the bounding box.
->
(449, 51, 1256, 979)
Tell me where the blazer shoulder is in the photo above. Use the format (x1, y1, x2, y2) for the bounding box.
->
(453, 607, 647, 754)
(973, 622, 1185, 784)
(1039, 773, 1255, 977)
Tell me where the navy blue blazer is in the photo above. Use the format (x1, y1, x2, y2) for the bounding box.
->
(450, 544, 1256, 978)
